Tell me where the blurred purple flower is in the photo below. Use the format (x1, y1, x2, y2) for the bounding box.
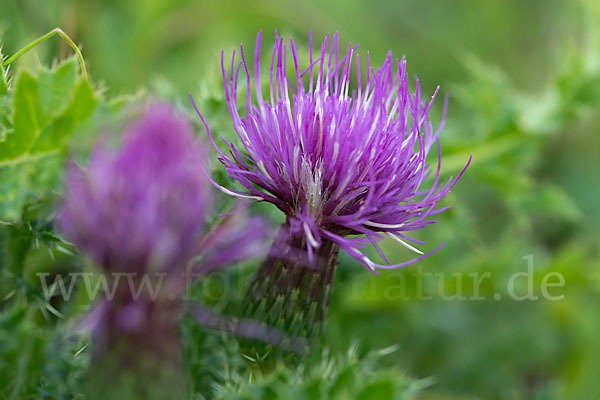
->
(60, 104, 210, 274)
(57, 105, 286, 395)
(193, 31, 471, 273)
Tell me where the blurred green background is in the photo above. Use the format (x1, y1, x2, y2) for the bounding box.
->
(1, 0, 599, 399)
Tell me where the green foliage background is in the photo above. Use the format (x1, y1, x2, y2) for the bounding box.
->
(1, 0, 599, 399)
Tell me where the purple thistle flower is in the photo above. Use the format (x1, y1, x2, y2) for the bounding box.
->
(194, 31, 470, 272)
(192, 31, 470, 342)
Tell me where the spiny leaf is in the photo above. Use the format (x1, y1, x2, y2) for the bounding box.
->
(37, 58, 78, 123)
(0, 71, 40, 161)
(0, 50, 7, 95)
(0, 57, 96, 222)
(0, 57, 91, 163)
(0, 94, 10, 141)
(30, 79, 95, 153)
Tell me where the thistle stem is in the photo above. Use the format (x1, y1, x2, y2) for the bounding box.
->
(2, 27, 88, 80)
(85, 283, 186, 400)
(244, 223, 339, 343)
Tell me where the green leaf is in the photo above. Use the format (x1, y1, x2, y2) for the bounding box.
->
(0, 57, 93, 163)
(0, 58, 96, 222)
(30, 79, 95, 153)
(36, 58, 78, 123)
(0, 92, 11, 135)
(0, 71, 40, 160)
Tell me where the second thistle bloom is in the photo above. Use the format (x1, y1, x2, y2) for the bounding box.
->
(58, 105, 270, 397)
(198, 31, 470, 272)
(60, 105, 209, 274)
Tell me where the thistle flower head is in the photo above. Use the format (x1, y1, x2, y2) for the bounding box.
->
(59, 104, 210, 273)
(195, 31, 470, 273)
